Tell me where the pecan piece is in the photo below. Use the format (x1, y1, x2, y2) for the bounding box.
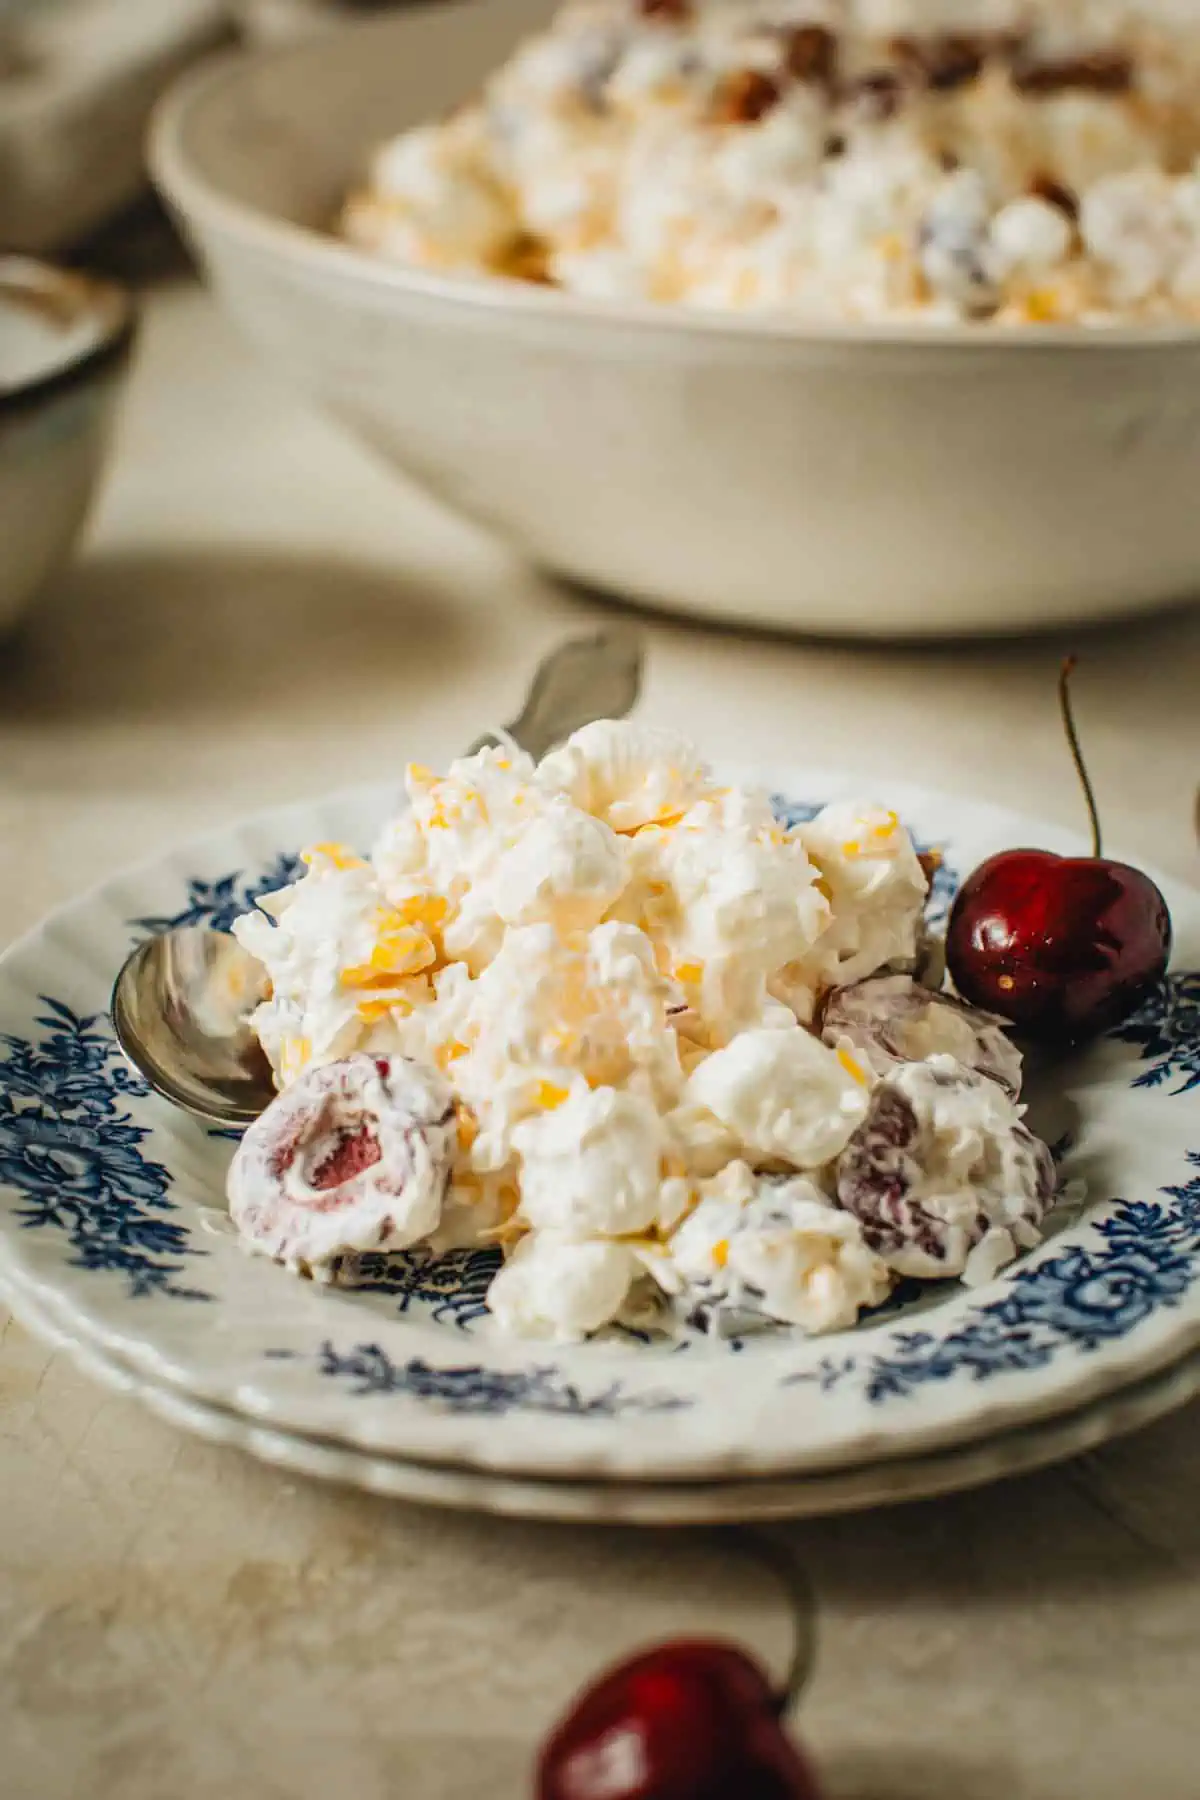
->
(916, 848, 943, 893)
(712, 68, 783, 125)
(1029, 173, 1081, 221)
(639, 0, 692, 20)
(780, 23, 838, 86)
(1013, 51, 1133, 95)
(891, 33, 989, 92)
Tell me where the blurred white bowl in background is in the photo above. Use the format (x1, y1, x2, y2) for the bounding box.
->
(151, 2, 1200, 637)
(0, 259, 135, 636)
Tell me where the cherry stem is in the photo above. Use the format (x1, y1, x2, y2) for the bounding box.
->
(730, 1529, 818, 1718)
(1059, 656, 1103, 860)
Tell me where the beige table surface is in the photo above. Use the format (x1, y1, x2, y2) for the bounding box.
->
(2, 268, 1200, 1800)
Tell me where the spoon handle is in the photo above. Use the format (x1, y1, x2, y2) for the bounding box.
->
(465, 628, 643, 763)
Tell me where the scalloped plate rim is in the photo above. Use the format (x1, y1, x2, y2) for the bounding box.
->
(7, 1272, 1200, 1524)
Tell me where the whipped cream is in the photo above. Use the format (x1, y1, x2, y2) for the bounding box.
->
(513, 1083, 669, 1239)
(537, 719, 708, 831)
(624, 787, 833, 1038)
(413, 919, 684, 1176)
(795, 802, 930, 988)
(232, 847, 437, 1082)
(662, 1160, 892, 1334)
(682, 1026, 870, 1170)
(486, 1232, 641, 1342)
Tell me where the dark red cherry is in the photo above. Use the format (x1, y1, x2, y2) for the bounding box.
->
(946, 848, 1170, 1039)
(536, 1639, 823, 1800)
(946, 660, 1172, 1042)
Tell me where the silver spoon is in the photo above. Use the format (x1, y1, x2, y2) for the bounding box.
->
(111, 628, 643, 1126)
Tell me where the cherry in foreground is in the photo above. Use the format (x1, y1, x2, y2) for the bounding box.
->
(536, 1640, 822, 1800)
(946, 660, 1171, 1042)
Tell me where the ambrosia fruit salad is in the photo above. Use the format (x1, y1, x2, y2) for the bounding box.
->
(227, 721, 1057, 1342)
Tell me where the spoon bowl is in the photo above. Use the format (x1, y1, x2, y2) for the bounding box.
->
(112, 927, 275, 1125)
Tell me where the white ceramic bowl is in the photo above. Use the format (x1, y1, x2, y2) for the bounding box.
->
(0, 258, 135, 637)
(152, 2, 1200, 637)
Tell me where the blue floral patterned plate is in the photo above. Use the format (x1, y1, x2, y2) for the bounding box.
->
(0, 769, 1197, 1482)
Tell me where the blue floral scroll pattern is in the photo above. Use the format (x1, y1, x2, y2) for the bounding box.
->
(786, 1154, 1200, 1404)
(1112, 973, 1200, 1096)
(0, 999, 210, 1301)
(131, 852, 304, 938)
(337, 1246, 503, 1330)
(273, 1340, 691, 1418)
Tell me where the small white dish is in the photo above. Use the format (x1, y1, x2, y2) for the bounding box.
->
(0, 257, 136, 636)
(0, 767, 1196, 1485)
(9, 1273, 1200, 1524)
(0, 0, 227, 255)
(227, 0, 375, 45)
(151, 3, 1200, 637)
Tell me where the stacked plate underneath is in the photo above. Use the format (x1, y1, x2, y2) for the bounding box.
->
(2, 770, 1197, 1524)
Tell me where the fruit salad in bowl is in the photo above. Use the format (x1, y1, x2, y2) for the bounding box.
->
(344, 0, 1200, 327)
(225, 719, 1075, 1343)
